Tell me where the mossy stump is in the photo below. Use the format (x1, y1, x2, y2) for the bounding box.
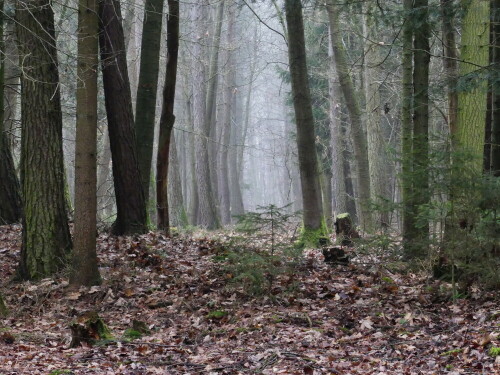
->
(69, 311, 113, 347)
(334, 213, 359, 246)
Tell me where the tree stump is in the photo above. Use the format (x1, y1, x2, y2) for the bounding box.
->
(334, 213, 360, 246)
(322, 247, 349, 265)
(69, 311, 113, 347)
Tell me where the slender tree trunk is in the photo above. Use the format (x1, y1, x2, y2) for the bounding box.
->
(156, 0, 180, 233)
(362, 4, 390, 229)
(168, 132, 186, 227)
(490, 0, 500, 174)
(440, 0, 459, 136)
(206, 0, 225, 206)
(135, 0, 164, 202)
(186, 95, 199, 225)
(409, 0, 431, 257)
(401, 0, 416, 252)
(326, 1, 371, 231)
(16, 0, 72, 280)
(285, 0, 324, 235)
(193, 0, 219, 229)
(71, 0, 101, 286)
(219, 3, 235, 226)
(99, 0, 147, 235)
(0, 0, 21, 225)
(97, 130, 114, 220)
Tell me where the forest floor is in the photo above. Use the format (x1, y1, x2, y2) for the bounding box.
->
(0, 224, 499, 375)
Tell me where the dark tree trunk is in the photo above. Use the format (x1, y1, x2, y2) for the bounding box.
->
(135, 0, 164, 201)
(71, 0, 101, 286)
(156, 0, 179, 233)
(16, 0, 72, 280)
(99, 0, 147, 235)
(285, 0, 324, 235)
(0, 2, 21, 224)
(491, 0, 500, 174)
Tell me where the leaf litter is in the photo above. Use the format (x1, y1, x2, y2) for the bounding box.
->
(0, 224, 499, 374)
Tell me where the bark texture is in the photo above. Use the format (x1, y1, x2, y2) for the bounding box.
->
(285, 0, 324, 231)
(16, 0, 72, 280)
(135, 0, 164, 201)
(71, 0, 101, 286)
(156, 0, 179, 232)
(99, 0, 147, 235)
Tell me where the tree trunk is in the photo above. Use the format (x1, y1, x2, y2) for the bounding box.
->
(206, 0, 225, 206)
(97, 130, 114, 220)
(440, 0, 459, 136)
(16, 0, 72, 280)
(193, 0, 219, 229)
(455, 0, 490, 174)
(135, 0, 164, 202)
(409, 0, 431, 258)
(70, 0, 101, 286)
(401, 0, 416, 252)
(218, 3, 235, 226)
(362, 4, 390, 229)
(99, 0, 147, 235)
(326, 1, 371, 231)
(490, 0, 500, 174)
(168, 132, 186, 227)
(0, 1, 21, 225)
(284, 0, 324, 235)
(156, 0, 179, 232)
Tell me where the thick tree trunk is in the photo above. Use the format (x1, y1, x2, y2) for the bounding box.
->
(193, 1, 219, 229)
(285, 0, 324, 233)
(362, 4, 390, 229)
(99, 0, 147, 235)
(326, 1, 371, 231)
(156, 0, 180, 232)
(16, 0, 72, 280)
(455, 0, 490, 173)
(135, 0, 164, 202)
(71, 0, 101, 286)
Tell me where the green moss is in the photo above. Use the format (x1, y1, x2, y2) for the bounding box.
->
(123, 329, 143, 340)
(440, 348, 462, 356)
(336, 213, 350, 219)
(489, 347, 500, 357)
(206, 310, 228, 319)
(296, 218, 330, 248)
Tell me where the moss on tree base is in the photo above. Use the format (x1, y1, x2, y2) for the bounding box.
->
(297, 219, 330, 248)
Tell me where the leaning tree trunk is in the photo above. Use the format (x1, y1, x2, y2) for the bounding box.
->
(16, 0, 72, 280)
(71, 0, 101, 287)
(0, 2, 21, 224)
(135, 0, 164, 203)
(326, 1, 371, 231)
(99, 0, 147, 235)
(156, 0, 179, 233)
(284, 0, 324, 237)
(193, 0, 220, 229)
